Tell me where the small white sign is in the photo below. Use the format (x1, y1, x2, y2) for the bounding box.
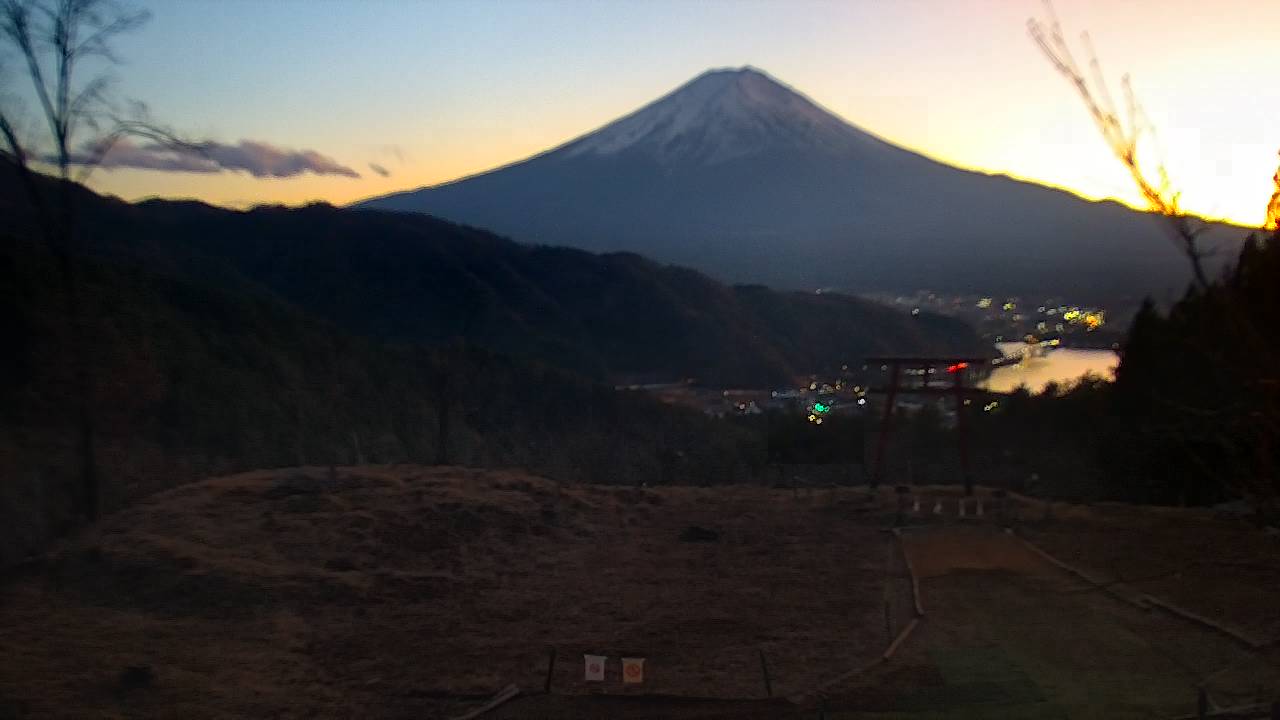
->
(584, 654, 606, 682)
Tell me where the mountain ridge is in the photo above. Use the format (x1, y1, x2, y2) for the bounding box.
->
(0, 159, 987, 387)
(357, 66, 1246, 302)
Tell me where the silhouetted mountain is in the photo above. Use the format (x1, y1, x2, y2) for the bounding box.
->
(359, 66, 1246, 303)
(1, 164, 985, 387)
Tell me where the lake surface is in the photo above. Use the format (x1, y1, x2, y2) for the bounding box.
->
(981, 342, 1119, 394)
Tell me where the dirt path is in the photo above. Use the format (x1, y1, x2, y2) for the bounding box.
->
(825, 525, 1280, 719)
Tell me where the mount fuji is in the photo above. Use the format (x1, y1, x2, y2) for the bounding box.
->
(358, 66, 1242, 301)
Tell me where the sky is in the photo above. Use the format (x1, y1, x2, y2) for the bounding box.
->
(8, 0, 1277, 227)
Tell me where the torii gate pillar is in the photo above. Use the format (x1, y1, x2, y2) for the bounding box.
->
(867, 357, 985, 496)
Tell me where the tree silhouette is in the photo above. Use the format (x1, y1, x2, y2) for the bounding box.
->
(1030, 3, 1280, 517)
(1027, 3, 1212, 289)
(1, 0, 180, 520)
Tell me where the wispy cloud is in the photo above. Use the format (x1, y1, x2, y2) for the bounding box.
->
(368, 162, 391, 177)
(72, 138, 360, 178)
(375, 144, 407, 164)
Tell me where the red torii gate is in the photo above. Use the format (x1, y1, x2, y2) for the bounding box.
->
(865, 356, 990, 496)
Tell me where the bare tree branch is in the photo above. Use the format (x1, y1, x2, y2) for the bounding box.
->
(70, 116, 203, 184)
(2, 0, 156, 179)
(2, 1, 62, 155)
(0, 0, 162, 523)
(1031, 3, 1280, 515)
(1028, 2, 1211, 288)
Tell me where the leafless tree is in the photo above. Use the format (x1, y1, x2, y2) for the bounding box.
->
(1, 0, 183, 521)
(1027, 2, 1213, 290)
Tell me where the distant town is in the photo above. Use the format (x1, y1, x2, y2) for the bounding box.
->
(619, 288, 1124, 420)
(619, 363, 996, 425)
(859, 289, 1123, 348)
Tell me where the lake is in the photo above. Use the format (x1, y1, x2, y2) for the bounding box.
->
(981, 342, 1119, 394)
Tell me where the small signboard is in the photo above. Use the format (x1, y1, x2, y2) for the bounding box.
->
(621, 657, 645, 684)
(584, 654, 606, 682)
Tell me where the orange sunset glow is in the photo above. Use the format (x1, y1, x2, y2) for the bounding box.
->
(73, 0, 1278, 228)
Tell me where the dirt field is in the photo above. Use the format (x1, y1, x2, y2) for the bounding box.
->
(1016, 502, 1280, 645)
(0, 467, 906, 719)
(822, 525, 1280, 719)
(0, 470, 1276, 719)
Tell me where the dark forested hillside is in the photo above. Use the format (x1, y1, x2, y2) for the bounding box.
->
(0, 234, 764, 566)
(919, 226, 1280, 518)
(1, 166, 985, 387)
(0, 162, 986, 565)
(1105, 228, 1280, 514)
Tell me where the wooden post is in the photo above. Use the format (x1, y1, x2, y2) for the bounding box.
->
(952, 367, 973, 496)
(871, 362, 901, 489)
(1197, 687, 1208, 719)
(758, 648, 773, 698)
(884, 598, 894, 646)
(544, 648, 556, 694)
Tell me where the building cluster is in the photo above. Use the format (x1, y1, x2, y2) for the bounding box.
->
(863, 290, 1108, 344)
(620, 374, 875, 419)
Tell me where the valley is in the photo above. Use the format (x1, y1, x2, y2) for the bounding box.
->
(2, 3, 1277, 717)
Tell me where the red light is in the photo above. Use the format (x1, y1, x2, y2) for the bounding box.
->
(946, 362, 969, 373)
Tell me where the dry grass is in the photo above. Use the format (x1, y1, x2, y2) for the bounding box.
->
(2, 470, 1277, 719)
(0, 467, 902, 719)
(1015, 501, 1280, 645)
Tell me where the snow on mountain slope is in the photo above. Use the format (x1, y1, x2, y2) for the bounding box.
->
(558, 66, 892, 165)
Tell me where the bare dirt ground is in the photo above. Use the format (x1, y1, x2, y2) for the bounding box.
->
(823, 524, 1280, 719)
(1015, 501, 1280, 645)
(0, 470, 1276, 719)
(0, 467, 904, 719)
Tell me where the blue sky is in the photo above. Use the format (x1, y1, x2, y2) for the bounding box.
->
(26, 0, 1277, 225)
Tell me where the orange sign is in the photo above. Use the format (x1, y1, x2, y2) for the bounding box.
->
(622, 657, 645, 684)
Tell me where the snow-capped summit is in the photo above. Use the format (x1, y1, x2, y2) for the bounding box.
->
(559, 66, 886, 165)
(357, 67, 1239, 298)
